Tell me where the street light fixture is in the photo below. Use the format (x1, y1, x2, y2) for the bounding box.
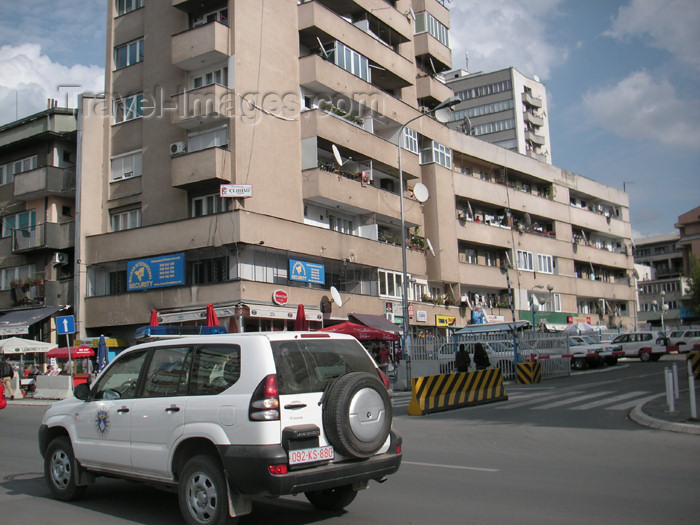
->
(530, 284, 554, 330)
(652, 290, 669, 335)
(397, 96, 460, 378)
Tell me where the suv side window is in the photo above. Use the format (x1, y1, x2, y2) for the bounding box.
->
(92, 349, 148, 400)
(641, 333, 652, 341)
(190, 344, 241, 396)
(142, 346, 191, 398)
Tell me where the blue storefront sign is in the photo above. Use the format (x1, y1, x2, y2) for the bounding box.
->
(289, 259, 325, 285)
(127, 253, 185, 291)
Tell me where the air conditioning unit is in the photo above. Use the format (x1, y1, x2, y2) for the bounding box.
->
(52, 252, 69, 265)
(170, 141, 187, 155)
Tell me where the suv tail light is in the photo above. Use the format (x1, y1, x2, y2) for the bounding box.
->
(249, 374, 280, 421)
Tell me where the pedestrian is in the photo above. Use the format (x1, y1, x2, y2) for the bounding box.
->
(378, 343, 392, 373)
(455, 343, 471, 372)
(369, 342, 380, 363)
(474, 343, 491, 370)
(1, 356, 15, 400)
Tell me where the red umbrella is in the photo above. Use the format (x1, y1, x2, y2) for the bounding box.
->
(47, 346, 95, 359)
(318, 321, 398, 341)
(205, 304, 220, 326)
(149, 310, 159, 326)
(294, 304, 308, 331)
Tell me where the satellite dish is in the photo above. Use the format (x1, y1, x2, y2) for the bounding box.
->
(332, 144, 343, 166)
(434, 106, 453, 124)
(330, 286, 343, 307)
(426, 238, 436, 257)
(413, 183, 429, 203)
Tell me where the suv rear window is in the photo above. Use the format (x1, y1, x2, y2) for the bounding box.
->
(271, 339, 376, 395)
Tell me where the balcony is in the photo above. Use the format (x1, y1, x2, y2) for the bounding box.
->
(524, 111, 544, 127)
(11, 221, 75, 253)
(171, 84, 232, 128)
(413, 32, 452, 72)
(171, 146, 232, 189)
(522, 91, 542, 109)
(525, 130, 546, 146)
(13, 166, 76, 199)
(171, 21, 230, 71)
(415, 74, 453, 105)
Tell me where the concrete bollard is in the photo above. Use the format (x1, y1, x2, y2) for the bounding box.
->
(664, 367, 675, 413)
(672, 363, 679, 399)
(689, 360, 698, 420)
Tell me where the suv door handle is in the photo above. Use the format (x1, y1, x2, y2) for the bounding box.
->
(117, 406, 130, 413)
(284, 403, 307, 410)
(165, 406, 181, 413)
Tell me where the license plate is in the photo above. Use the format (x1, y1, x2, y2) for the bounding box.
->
(288, 446, 334, 466)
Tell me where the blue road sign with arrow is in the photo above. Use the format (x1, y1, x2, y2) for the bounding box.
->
(56, 315, 75, 335)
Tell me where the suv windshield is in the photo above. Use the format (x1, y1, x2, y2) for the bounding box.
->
(271, 339, 376, 395)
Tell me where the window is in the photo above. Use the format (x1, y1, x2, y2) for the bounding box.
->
(420, 140, 451, 168)
(414, 12, 449, 47)
(537, 254, 554, 274)
(0, 265, 35, 291)
(402, 127, 418, 154)
(116, 0, 143, 16)
(188, 125, 228, 152)
(190, 345, 240, 396)
(334, 42, 370, 82)
(552, 293, 561, 312)
(192, 194, 229, 217)
(517, 250, 534, 271)
(5, 155, 38, 178)
(189, 257, 228, 284)
(329, 214, 354, 235)
(0, 164, 8, 185)
(111, 209, 141, 231)
(379, 269, 406, 299)
(464, 248, 477, 264)
(93, 349, 148, 400)
(2, 210, 36, 238)
(115, 39, 144, 69)
(111, 150, 142, 181)
(455, 80, 513, 101)
(472, 119, 516, 137)
(114, 94, 143, 123)
(192, 8, 228, 27)
(143, 347, 191, 398)
(191, 66, 229, 89)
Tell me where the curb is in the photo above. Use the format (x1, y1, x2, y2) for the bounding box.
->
(629, 394, 700, 435)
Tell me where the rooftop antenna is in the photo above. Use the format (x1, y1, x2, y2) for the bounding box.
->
(465, 51, 469, 73)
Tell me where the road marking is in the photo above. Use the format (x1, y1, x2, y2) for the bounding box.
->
(606, 393, 660, 411)
(571, 391, 649, 410)
(495, 391, 583, 409)
(533, 391, 613, 410)
(403, 460, 499, 473)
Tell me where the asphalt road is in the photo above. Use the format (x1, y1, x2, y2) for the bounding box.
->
(1, 358, 698, 525)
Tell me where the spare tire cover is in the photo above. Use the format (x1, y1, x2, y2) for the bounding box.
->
(322, 371, 392, 458)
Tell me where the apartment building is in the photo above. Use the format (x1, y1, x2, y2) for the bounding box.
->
(0, 105, 76, 339)
(444, 67, 552, 164)
(75, 0, 635, 345)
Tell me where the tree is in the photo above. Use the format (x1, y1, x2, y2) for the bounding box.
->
(686, 254, 700, 316)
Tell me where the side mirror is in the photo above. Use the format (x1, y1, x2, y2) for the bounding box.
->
(74, 382, 91, 401)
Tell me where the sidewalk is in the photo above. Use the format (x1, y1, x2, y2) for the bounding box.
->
(629, 388, 700, 435)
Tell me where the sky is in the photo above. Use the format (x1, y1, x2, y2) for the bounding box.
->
(0, 0, 698, 238)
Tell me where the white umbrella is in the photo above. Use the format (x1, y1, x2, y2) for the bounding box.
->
(0, 337, 56, 354)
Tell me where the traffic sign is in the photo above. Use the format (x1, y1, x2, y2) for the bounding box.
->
(56, 315, 75, 335)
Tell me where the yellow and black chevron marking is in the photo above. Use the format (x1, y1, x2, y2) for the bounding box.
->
(407, 368, 508, 416)
(516, 361, 541, 384)
(688, 352, 700, 380)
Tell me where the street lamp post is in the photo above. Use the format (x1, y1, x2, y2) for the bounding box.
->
(397, 96, 459, 382)
(530, 284, 554, 331)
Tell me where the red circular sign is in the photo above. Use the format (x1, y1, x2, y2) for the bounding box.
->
(272, 289, 288, 305)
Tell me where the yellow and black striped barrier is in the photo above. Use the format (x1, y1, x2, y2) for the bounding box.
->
(407, 368, 508, 416)
(688, 351, 700, 380)
(516, 361, 541, 384)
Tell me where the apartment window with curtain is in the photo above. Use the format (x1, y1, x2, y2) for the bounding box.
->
(110, 209, 141, 231)
(517, 249, 534, 271)
(191, 194, 229, 217)
(187, 125, 228, 152)
(2, 210, 36, 238)
(111, 150, 142, 181)
(114, 39, 144, 69)
(537, 254, 554, 274)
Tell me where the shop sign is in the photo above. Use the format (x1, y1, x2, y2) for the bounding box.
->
(289, 259, 325, 285)
(416, 310, 428, 322)
(220, 184, 253, 198)
(567, 316, 592, 324)
(436, 315, 456, 327)
(127, 253, 185, 291)
(272, 289, 288, 305)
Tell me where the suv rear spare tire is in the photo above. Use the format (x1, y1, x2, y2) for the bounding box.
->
(322, 371, 391, 458)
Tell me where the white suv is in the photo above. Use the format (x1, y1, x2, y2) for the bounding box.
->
(39, 332, 401, 525)
(668, 329, 700, 351)
(610, 331, 670, 362)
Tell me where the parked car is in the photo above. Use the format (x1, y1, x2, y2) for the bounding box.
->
(610, 331, 670, 362)
(567, 336, 622, 370)
(39, 332, 402, 525)
(667, 329, 700, 352)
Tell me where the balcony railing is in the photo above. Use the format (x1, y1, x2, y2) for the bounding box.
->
(11, 221, 75, 253)
(13, 166, 76, 199)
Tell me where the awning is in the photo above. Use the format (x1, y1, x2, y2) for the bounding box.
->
(349, 313, 399, 332)
(0, 306, 63, 335)
(455, 320, 531, 334)
(0, 337, 57, 354)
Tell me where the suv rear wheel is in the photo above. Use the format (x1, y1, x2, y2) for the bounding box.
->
(322, 372, 391, 459)
(178, 454, 231, 525)
(305, 485, 358, 511)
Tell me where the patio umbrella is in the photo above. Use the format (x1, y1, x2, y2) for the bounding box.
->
(205, 304, 220, 326)
(0, 337, 56, 354)
(149, 309, 159, 326)
(47, 346, 95, 359)
(96, 335, 108, 372)
(318, 321, 398, 341)
(294, 304, 308, 331)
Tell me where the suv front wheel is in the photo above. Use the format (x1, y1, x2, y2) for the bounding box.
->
(178, 455, 232, 525)
(44, 436, 87, 501)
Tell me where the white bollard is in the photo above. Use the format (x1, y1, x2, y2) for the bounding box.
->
(688, 360, 697, 420)
(672, 363, 679, 399)
(665, 368, 675, 412)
